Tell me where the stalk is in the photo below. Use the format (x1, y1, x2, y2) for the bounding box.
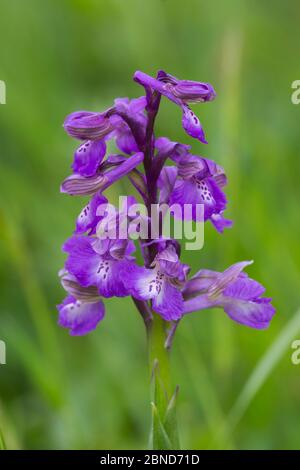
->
(139, 87, 180, 449)
(148, 314, 180, 450)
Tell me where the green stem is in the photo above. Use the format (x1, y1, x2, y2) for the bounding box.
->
(148, 314, 180, 450)
(149, 315, 172, 395)
(0, 427, 6, 450)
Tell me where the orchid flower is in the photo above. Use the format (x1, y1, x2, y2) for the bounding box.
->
(57, 71, 275, 450)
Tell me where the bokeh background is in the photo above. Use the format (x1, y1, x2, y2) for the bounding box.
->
(0, 0, 300, 450)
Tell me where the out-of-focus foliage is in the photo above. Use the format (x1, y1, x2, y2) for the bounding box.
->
(0, 0, 300, 449)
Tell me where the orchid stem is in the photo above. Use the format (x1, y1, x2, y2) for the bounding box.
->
(148, 314, 179, 449)
(131, 297, 153, 333)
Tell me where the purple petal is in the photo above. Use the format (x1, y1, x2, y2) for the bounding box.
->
(158, 166, 178, 204)
(155, 137, 190, 162)
(60, 271, 101, 302)
(170, 176, 227, 223)
(61, 152, 144, 196)
(223, 297, 275, 329)
(75, 193, 108, 234)
(134, 71, 179, 105)
(61, 173, 108, 196)
(64, 111, 114, 140)
(156, 246, 190, 281)
(121, 264, 158, 301)
(183, 292, 275, 329)
(210, 214, 233, 233)
(95, 258, 133, 297)
(182, 105, 207, 144)
(172, 80, 216, 103)
(223, 277, 266, 300)
(207, 261, 253, 298)
(57, 295, 105, 336)
(152, 281, 184, 321)
(177, 155, 207, 179)
(72, 140, 106, 177)
(183, 294, 215, 313)
(121, 262, 184, 321)
(183, 269, 219, 299)
(113, 97, 147, 154)
(64, 236, 132, 298)
(101, 152, 144, 188)
(169, 179, 201, 221)
(157, 70, 216, 103)
(115, 129, 139, 154)
(64, 236, 100, 287)
(109, 239, 136, 261)
(114, 96, 147, 117)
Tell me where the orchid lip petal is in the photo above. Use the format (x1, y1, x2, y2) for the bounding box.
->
(182, 105, 208, 144)
(72, 139, 106, 177)
(57, 295, 105, 336)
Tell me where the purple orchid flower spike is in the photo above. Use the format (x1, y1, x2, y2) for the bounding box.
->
(122, 245, 190, 321)
(183, 261, 275, 329)
(134, 70, 216, 144)
(58, 71, 275, 449)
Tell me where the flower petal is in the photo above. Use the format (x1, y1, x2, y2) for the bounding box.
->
(72, 140, 106, 177)
(121, 264, 159, 300)
(64, 236, 100, 287)
(75, 193, 108, 234)
(115, 129, 139, 154)
(158, 166, 178, 204)
(59, 270, 101, 302)
(210, 213, 233, 233)
(182, 105, 207, 144)
(61, 152, 144, 196)
(156, 246, 190, 281)
(64, 236, 132, 298)
(57, 295, 105, 336)
(223, 297, 275, 329)
(152, 281, 184, 321)
(61, 173, 108, 196)
(95, 259, 133, 297)
(170, 176, 228, 224)
(64, 111, 114, 140)
(223, 277, 266, 300)
(183, 269, 219, 299)
(207, 261, 253, 298)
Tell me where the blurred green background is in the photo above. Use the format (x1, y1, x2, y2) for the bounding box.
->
(0, 0, 300, 450)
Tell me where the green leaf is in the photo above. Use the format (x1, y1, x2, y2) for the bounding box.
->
(163, 386, 180, 449)
(150, 402, 172, 450)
